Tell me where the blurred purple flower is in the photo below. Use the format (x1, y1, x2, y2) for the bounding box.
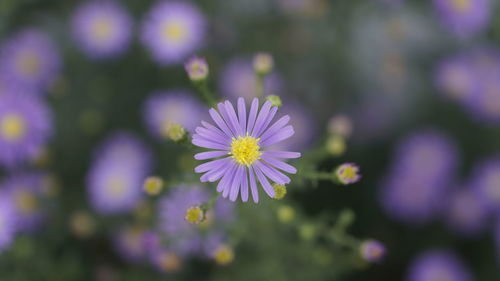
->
(192, 98, 301, 203)
(2, 172, 47, 232)
(0, 93, 53, 168)
(71, 0, 133, 59)
(380, 130, 459, 225)
(143, 90, 206, 137)
(86, 133, 152, 214)
(0, 191, 16, 252)
(219, 58, 283, 102)
(0, 29, 61, 94)
(433, 0, 491, 38)
(113, 226, 148, 263)
(445, 187, 490, 236)
(435, 52, 478, 103)
(468, 156, 500, 212)
(406, 249, 473, 281)
(141, 1, 205, 65)
(158, 184, 209, 236)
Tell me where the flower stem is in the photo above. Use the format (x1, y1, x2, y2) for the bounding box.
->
(194, 81, 217, 107)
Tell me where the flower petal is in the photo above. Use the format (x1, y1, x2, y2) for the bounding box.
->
(247, 98, 259, 134)
(237, 98, 247, 134)
(225, 100, 243, 137)
(263, 151, 301, 159)
(217, 163, 237, 192)
(192, 137, 228, 150)
(251, 101, 272, 137)
(194, 150, 228, 160)
(209, 108, 234, 138)
(260, 126, 294, 147)
(261, 155, 297, 174)
(229, 165, 244, 201)
(195, 127, 229, 144)
(255, 160, 290, 184)
(258, 115, 290, 140)
(195, 157, 229, 173)
(253, 164, 276, 198)
(241, 167, 249, 202)
(248, 166, 259, 203)
(253, 106, 277, 137)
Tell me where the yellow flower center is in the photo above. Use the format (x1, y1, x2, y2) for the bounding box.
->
(108, 177, 126, 198)
(91, 17, 114, 41)
(451, 0, 471, 13)
(15, 190, 38, 214)
(0, 114, 26, 141)
(161, 121, 185, 141)
(162, 21, 186, 42)
(230, 135, 262, 166)
(213, 245, 234, 265)
(143, 176, 164, 195)
(339, 166, 357, 181)
(185, 206, 204, 224)
(16, 51, 41, 76)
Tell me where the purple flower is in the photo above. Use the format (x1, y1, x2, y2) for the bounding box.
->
(185, 56, 209, 81)
(158, 185, 209, 236)
(86, 133, 152, 214)
(0, 191, 16, 252)
(0, 28, 61, 94)
(0, 93, 53, 168)
(445, 187, 490, 236)
(433, 0, 491, 38)
(435, 52, 479, 103)
(360, 239, 386, 263)
(335, 163, 361, 185)
(2, 172, 47, 232)
(192, 98, 301, 203)
(143, 90, 206, 137)
(219, 58, 283, 102)
(380, 130, 458, 224)
(406, 249, 473, 281)
(141, 1, 205, 65)
(468, 156, 500, 211)
(113, 226, 148, 263)
(71, 0, 133, 59)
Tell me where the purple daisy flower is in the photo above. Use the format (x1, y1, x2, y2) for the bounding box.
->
(0, 191, 16, 252)
(113, 226, 148, 263)
(360, 239, 386, 263)
(0, 28, 61, 94)
(158, 184, 209, 236)
(406, 249, 473, 281)
(445, 187, 490, 236)
(143, 90, 206, 137)
(219, 58, 283, 102)
(468, 156, 500, 211)
(435, 52, 479, 103)
(2, 172, 47, 232)
(86, 133, 152, 214)
(71, 0, 133, 59)
(380, 130, 458, 224)
(433, 0, 491, 38)
(0, 93, 53, 168)
(192, 98, 301, 203)
(141, 1, 205, 65)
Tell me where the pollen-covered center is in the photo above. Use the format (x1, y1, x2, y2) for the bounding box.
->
(91, 17, 114, 41)
(0, 113, 26, 142)
(451, 0, 471, 13)
(162, 20, 186, 42)
(230, 135, 262, 166)
(339, 166, 357, 180)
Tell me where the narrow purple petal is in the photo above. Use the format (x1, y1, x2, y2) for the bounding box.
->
(255, 160, 290, 184)
(246, 98, 259, 135)
(205, 162, 231, 182)
(237, 98, 247, 133)
(201, 121, 226, 138)
(209, 108, 234, 138)
(222, 164, 239, 198)
(248, 166, 259, 203)
(194, 151, 228, 160)
(229, 165, 244, 201)
(253, 106, 277, 138)
(241, 167, 249, 202)
(251, 101, 272, 137)
(253, 164, 276, 198)
(263, 151, 301, 159)
(192, 132, 227, 146)
(217, 103, 238, 136)
(260, 126, 294, 147)
(258, 115, 290, 141)
(195, 158, 229, 173)
(261, 155, 297, 174)
(196, 127, 229, 144)
(224, 100, 243, 136)
(192, 137, 228, 150)
(217, 163, 237, 192)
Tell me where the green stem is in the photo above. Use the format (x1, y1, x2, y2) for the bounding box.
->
(255, 73, 265, 98)
(195, 81, 217, 107)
